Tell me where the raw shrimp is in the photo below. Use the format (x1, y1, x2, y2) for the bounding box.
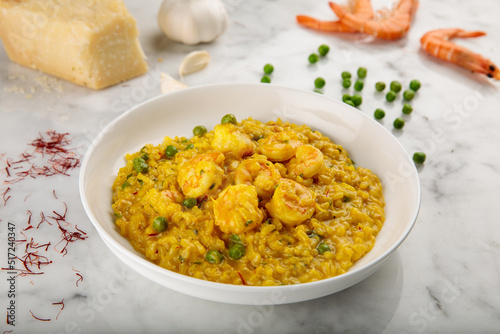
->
(234, 158, 281, 199)
(329, 0, 419, 40)
(213, 184, 264, 234)
(288, 145, 325, 178)
(297, 0, 373, 33)
(420, 28, 500, 79)
(266, 179, 316, 227)
(259, 131, 303, 162)
(211, 123, 254, 158)
(177, 152, 225, 198)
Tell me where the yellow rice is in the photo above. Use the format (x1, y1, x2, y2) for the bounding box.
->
(111, 118, 385, 286)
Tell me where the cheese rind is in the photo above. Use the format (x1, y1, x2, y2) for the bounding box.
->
(0, 0, 148, 89)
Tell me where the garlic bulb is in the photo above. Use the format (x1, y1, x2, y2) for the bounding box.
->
(157, 0, 229, 45)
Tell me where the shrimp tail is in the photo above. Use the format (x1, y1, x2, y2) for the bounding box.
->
(296, 15, 357, 32)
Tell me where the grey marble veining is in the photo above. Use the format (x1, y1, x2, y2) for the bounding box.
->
(1, 0, 500, 333)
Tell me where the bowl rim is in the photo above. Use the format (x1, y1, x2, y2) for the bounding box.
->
(79, 82, 421, 293)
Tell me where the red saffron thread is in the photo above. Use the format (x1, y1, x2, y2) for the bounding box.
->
(75, 273, 84, 287)
(52, 299, 65, 320)
(29, 310, 50, 322)
(238, 271, 247, 285)
(1, 187, 11, 206)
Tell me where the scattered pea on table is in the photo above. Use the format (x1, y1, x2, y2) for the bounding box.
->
(390, 81, 402, 93)
(386, 91, 397, 102)
(351, 94, 362, 106)
(357, 67, 367, 79)
(314, 77, 326, 88)
(318, 44, 330, 56)
(403, 89, 415, 101)
(402, 103, 413, 114)
(341, 71, 352, 79)
(413, 152, 426, 164)
(261, 75, 271, 83)
(308, 53, 319, 64)
(375, 82, 386, 92)
(410, 79, 421, 91)
(374, 108, 386, 119)
(263, 63, 274, 74)
(354, 80, 364, 91)
(393, 117, 405, 129)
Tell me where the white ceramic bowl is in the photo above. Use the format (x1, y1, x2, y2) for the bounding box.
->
(79, 83, 420, 305)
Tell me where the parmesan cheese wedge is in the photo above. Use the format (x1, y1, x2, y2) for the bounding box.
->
(0, 0, 148, 90)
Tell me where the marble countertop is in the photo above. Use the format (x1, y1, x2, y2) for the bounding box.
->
(1, 0, 500, 333)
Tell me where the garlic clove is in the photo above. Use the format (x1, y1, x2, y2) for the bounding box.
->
(161, 72, 188, 94)
(179, 50, 211, 77)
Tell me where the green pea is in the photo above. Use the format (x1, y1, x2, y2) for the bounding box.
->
(345, 100, 356, 107)
(263, 64, 274, 74)
(206, 250, 223, 264)
(318, 44, 330, 56)
(342, 79, 351, 89)
(357, 67, 367, 79)
(341, 71, 352, 80)
(221, 114, 237, 125)
(314, 77, 326, 89)
(193, 125, 207, 137)
(386, 91, 397, 102)
(261, 75, 271, 83)
(229, 234, 243, 246)
(184, 143, 194, 150)
(390, 81, 402, 93)
(153, 216, 168, 232)
(410, 79, 421, 91)
(402, 103, 413, 114)
(182, 198, 197, 209)
(374, 108, 385, 119)
(342, 94, 351, 102)
(354, 80, 364, 92)
(413, 152, 426, 164)
(317, 242, 331, 254)
(375, 82, 386, 92)
(393, 117, 405, 129)
(132, 157, 148, 174)
(308, 53, 319, 64)
(314, 89, 323, 94)
(351, 94, 362, 106)
(165, 145, 178, 158)
(403, 89, 415, 101)
(228, 243, 245, 260)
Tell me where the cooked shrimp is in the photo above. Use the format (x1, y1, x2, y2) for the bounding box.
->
(297, 0, 373, 33)
(420, 28, 500, 79)
(211, 123, 254, 158)
(266, 179, 316, 227)
(259, 131, 303, 162)
(288, 145, 325, 178)
(177, 152, 225, 198)
(330, 0, 419, 40)
(234, 158, 281, 199)
(161, 189, 184, 203)
(213, 184, 264, 234)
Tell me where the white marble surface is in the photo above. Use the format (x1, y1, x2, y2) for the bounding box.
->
(1, 0, 500, 333)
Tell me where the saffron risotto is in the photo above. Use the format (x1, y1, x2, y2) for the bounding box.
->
(112, 117, 385, 286)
